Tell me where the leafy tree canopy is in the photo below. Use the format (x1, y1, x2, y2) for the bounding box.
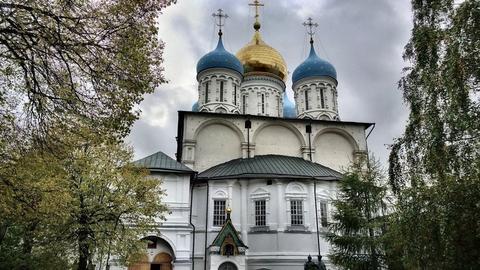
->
(389, 0, 480, 268)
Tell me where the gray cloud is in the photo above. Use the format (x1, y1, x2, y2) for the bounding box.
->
(127, 0, 412, 167)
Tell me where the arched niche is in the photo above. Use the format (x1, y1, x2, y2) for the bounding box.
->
(285, 182, 307, 196)
(313, 128, 358, 172)
(253, 123, 304, 157)
(219, 261, 238, 270)
(194, 121, 243, 172)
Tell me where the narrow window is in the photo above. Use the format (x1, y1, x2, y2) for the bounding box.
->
(277, 96, 280, 115)
(261, 94, 265, 114)
(213, 200, 226, 226)
(320, 88, 325, 108)
(320, 200, 328, 227)
(242, 95, 246, 114)
(305, 89, 309, 110)
(220, 81, 224, 102)
(205, 82, 209, 103)
(255, 200, 266, 226)
(290, 200, 303, 225)
(234, 85, 237, 105)
(332, 90, 336, 111)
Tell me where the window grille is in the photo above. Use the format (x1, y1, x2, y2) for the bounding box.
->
(213, 200, 226, 226)
(290, 200, 303, 225)
(255, 200, 266, 226)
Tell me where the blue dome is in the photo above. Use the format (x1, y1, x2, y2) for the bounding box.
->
(283, 92, 296, 118)
(192, 101, 199, 112)
(292, 44, 337, 85)
(196, 36, 244, 75)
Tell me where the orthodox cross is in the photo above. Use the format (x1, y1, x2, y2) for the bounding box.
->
(249, 0, 264, 20)
(212, 9, 229, 35)
(249, 0, 264, 30)
(303, 17, 318, 44)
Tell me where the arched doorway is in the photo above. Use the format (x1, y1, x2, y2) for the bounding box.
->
(219, 262, 238, 270)
(151, 252, 173, 270)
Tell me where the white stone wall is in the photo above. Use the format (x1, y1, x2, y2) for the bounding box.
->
(181, 113, 367, 172)
(197, 68, 243, 113)
(293, 76, 339, 120)
(190, 178, 339, 270)
(239, 74, 285, 117)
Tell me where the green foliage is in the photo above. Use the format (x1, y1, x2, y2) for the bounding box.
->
(0, 133, 168, 270)
(389, 0, 480, 268)
(326, 157, 389, 270)
(0, 1, 174, 269)
(0, 0, 175, 140)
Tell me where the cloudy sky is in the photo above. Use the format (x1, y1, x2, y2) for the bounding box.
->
(127, 0, 413, 167)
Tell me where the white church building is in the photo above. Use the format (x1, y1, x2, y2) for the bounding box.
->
(122, 3, 373, 270)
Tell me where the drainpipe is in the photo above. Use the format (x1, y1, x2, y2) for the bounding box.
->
(204, 181, 210, 270)
(307, 124, 321, 259)
(189, 174, 197, 270)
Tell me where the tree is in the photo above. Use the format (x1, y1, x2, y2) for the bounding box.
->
(389, 0, 480, 268)
(326, 157, 389, 270)
(0, 0, 174, 140)
(0, 132, 168, 270)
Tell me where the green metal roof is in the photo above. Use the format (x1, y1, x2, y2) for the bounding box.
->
(197, 155, 342, 180)
(134, 151, 193, 173)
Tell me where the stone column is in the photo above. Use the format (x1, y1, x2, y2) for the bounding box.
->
(239, 180, 249, 245)
(276, 180, 285, 231)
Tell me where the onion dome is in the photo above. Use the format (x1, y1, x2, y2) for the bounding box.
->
(292, 42, 337, 84)
(196, 35, 244, 76)
(192, 101, 199, 112)
(236, 31, 287, 81)
(283, 92, 296, 118)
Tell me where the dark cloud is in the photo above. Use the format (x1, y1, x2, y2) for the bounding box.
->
(127, 0, 412, 166)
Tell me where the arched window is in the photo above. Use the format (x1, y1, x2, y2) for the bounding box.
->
(219, 262, 238, 270)
(305, 89, 309, 110)
(205, 82, 210, 103)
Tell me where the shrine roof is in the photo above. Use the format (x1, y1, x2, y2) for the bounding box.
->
(134, 151, 194, 174)
(197, 155, 342, 180)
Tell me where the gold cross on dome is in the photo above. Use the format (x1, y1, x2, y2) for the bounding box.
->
(303, 17, 319, 42)
(212, 9, 229, 34)
(249, 0, 264, 21)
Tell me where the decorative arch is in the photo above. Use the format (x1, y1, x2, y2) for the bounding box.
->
(142, 235, 176, 259)
(317, 114, 331, 120)
(252, 122, 306, 146)
(251, 187, 269, 196)
(313, 127, 359, 150)
(213, 189, 228, 199)
(285, 182, 307, 196)
(193, 119, 245, 143)
(219, 261, 239, 270)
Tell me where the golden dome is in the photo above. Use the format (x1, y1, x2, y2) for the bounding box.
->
(236, 31, 287, 81)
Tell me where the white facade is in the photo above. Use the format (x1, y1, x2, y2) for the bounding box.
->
(123, 4, 374, 270)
